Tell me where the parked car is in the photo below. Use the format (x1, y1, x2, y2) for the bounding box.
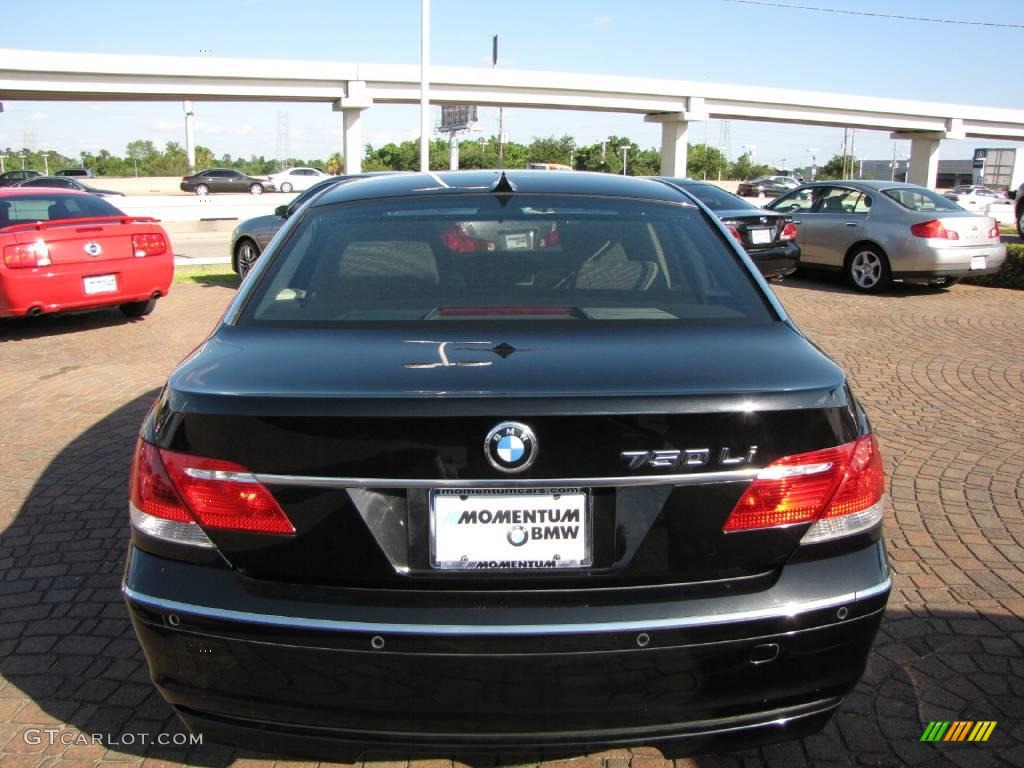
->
(265, 166, 331, 193)
(766, 180, 1007, 292)
(657, 177, 799, 278)
(0, 189, 172, 318)
(180, 168, 268, 195)
(230, 173, 398, 278)
(0, 169, 44, 187)
(943, 185, 1013, 213)
(12, 176, 125, 197)
(125, 170, 890, 759)
(54, 168, 96, 178)
(1015, 182, 1024, 237)
(774, 169, 805, 184)
(736, 175, 800, 199)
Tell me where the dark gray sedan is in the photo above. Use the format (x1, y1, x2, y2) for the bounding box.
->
(230, 173, 398, 277)
(12, 175, 124, 197)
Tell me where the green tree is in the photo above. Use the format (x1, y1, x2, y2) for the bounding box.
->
(687, 144, 727, 180)
(818, 154, 858, 180)
(526, 135, 575, 166)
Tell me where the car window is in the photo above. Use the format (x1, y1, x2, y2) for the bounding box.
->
(0, 193, 123, 228)
(815, 188, 865, 214)
(883, 188, 962, 212)
(677, 183, 757, 211)
(241, 194, 775, 327)
(768, 188, 816, 213)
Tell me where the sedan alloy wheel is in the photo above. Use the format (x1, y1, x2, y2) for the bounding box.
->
(847, 247, 890, 293)
(236, 241, 260, 278)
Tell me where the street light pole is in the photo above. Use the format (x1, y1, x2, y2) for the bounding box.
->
(620, 144, 629, 176)
(41, 152, 49, 175)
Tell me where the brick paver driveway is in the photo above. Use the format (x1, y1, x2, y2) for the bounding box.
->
(1, 276, 1022, 768)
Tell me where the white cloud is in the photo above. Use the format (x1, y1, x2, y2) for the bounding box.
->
(592, 16, 612, 27)
(29, 111, 49, 122)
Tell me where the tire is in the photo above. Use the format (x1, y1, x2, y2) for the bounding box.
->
(120, 298, 156, 318)
(194, 184, 209, 196)
(845, 246, 891, 293)
(1017, 205, 1024, 238)
(279, 182, 293, 193)
(249, 184, 264, 195)
(235, 240, 261, 279)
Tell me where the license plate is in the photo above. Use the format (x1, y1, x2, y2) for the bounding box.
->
(83, 274, 117, 295)
(749, 228, 772, 245)
(970, 256, 986, 270)
(431, 488, 591, 570)
(503, 232, 531, 250)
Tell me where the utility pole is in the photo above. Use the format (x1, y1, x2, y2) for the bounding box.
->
(41, 152, 49, 174)
(492, 35, 503, 169)
(0, 154, 6, 173)
(841, 128, 849, 178)
(419, 0, 431, 173)
(849, 129, 857, 179)
(620, 144, 630, 176)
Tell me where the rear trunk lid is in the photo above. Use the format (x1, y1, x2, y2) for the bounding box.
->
(936, 213, 997, 244)
(12, 217, 165, 266)
(154, 323, 858, 590)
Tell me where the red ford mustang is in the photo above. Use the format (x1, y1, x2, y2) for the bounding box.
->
(0, 188, 173, 318)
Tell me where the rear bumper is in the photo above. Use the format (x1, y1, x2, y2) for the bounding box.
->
(747, 242, 800, 278)
(893, 241, 1006, 279)
(0, 258, 171, 317)
(124, 541, 889, 757)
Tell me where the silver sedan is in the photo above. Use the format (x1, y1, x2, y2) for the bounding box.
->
(766, 181, 1007, 292)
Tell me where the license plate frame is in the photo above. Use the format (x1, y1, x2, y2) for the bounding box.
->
(429, 487, 592, 570)
(83, 274, 118, 295)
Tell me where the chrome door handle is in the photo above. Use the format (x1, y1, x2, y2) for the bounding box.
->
(845, 222, 859, 226)
(793, 219, 802, 224)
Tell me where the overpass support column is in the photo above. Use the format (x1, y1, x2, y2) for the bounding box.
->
(333, 82, 373, 175)
(892, 130, 952, 189)
(183, 100, 195, 171)
(646, 100, 707, 178)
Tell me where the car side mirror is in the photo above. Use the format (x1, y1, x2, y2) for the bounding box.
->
(275, 205, 289, 219)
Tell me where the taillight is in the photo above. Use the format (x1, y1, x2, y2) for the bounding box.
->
(725, 225, 743, 242)
(988, 224, 999, 239)
(540, 227, 560, 248)
(129, 440, 295, 540)
(441, 225, 495, 253)
(779, 222, 798, 241)
(910, 219, 958, 239)
(723, 434, 885, 543)
(131, 232, 167, 257)
(3, 241, 51, 269)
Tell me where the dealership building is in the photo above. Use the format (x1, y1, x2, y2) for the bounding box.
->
(859, 147, 1024, 191)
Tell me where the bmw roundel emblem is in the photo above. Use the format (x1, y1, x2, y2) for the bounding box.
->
(485, 421, 537, 473)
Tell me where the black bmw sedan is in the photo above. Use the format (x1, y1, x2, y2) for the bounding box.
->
(124, 170, 890, 759)
(657, 177, 799, 279)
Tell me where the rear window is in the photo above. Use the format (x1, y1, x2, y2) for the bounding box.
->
(678, 184, 756, 212)
(0, 194, 124, 229)
(883, 188, 961, 212)
(239, 194, 774, 327)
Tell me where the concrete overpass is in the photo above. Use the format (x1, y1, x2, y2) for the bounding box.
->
(3, 48, 1023, 185)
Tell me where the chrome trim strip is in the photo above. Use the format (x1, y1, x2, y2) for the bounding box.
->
(253, 468, 760, 490)
(122, 576, 891, 637)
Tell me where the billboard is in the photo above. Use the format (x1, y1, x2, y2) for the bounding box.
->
(440, 105, 478, 132)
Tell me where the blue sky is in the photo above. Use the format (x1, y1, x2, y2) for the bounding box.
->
(1, 0, 1021, 168)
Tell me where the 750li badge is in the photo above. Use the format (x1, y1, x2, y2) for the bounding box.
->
(622, 446, 758, 470)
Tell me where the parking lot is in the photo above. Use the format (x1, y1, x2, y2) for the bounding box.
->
(0, 275, 1022, 768)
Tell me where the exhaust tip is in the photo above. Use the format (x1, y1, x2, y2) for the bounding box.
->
(27, 306, 44, 317)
